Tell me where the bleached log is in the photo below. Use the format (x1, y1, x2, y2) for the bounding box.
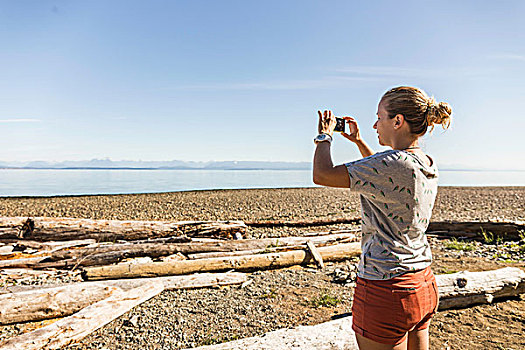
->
(186, 316, 358, 350)
(98, 272, 248, 291)
(0, 284, 121, 325)
(0, 217, 246, 241)
(187, 245, 307, 259)
(1, 271, 246, 295)
(435, 267, 525, 310)
(82, 242, 362, 280)
(302, 229, 360, 236)
(0, 272, 246, 324)
(0, 281, 164, 350)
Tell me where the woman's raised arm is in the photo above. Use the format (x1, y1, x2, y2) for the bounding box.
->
(341, 116, 374, 158)
(312, 110, 351, 188)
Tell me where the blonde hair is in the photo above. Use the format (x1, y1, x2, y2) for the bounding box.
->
(380, 86, 452, 135)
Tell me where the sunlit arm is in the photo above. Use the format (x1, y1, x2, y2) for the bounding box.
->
(355, 139, 375, 158)
(312, 142, 350, 188)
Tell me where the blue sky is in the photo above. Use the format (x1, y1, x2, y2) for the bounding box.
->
(1, 0, 524, 170)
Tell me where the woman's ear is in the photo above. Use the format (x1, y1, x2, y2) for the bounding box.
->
(393, 114, 404, 129)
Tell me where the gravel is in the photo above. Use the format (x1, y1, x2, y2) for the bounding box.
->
(1, 187, 523, 223)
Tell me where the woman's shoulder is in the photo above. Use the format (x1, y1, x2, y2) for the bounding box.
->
(347, 150, 437, 175)
(361, 149, 407, 165)
(351, 149, 400, 163)
(346, 150, 406, 170)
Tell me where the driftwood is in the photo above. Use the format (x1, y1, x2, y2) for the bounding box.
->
(30, 232, 359, 269)
(0, 272, 247, 324)
(187, 316, 358, 350)
(6, 239, 97, 251)
(0, 217, 246, 242)
(82, 242, 362, 280)
(435, 267, 525, 310)
(245, 217, 361, 227)
(427, 221, 525, 241)
(0, 281, 164, 350)
(1, 271, 247, 295)
(0, 256, 48, 268)
(245, 217, 525, 241)
(0, 284, 121, 325)
(186, 244, 309, 259)
(98, 271, 248, 291)
(306, 241, 324, 269)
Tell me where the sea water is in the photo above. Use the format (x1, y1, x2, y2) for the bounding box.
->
(0, 169, 523, 197)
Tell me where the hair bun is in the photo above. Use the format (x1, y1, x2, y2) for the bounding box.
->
(426, 99, 452, 130)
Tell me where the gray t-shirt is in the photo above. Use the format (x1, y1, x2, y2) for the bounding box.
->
(345, 149, 438, 280)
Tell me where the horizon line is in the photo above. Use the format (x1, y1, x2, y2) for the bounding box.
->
(1, 166, 524, 172)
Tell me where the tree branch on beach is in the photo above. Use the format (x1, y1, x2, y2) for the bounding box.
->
(0, 217, 247, 242)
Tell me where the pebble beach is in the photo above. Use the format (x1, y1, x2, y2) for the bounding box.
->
(1, 186, 523, 224)
(0, 186, 524, 349)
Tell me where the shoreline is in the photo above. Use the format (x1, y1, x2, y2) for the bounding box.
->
(1, 185, 524, 199)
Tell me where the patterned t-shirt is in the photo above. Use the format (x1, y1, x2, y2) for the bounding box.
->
(344, 149, 439, 280)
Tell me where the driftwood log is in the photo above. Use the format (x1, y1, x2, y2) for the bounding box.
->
(245, 218, 361, 227)
(10, 231, 358, 269)
(428, 221, 524, 240)
(187, 316, 358, 350)
(435, 267, 525, 310)
(186, 244, 309, 259)
(82, 242, 362, 280)
(7, 239, 97, 251)
(0, 281, 164, 350)
(0, 257, 49, 269)
(245, 217, 525, 241)
(0, 272, 247, 324)
(0, 217, 246, 241)
(0, 284, 121, 325)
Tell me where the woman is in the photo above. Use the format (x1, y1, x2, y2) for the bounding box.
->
(313, 86, 452, 350)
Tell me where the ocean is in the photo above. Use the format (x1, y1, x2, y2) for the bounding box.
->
(0, 169, 523, 197)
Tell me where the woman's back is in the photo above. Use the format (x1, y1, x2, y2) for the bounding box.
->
(345, 149, 439, 280)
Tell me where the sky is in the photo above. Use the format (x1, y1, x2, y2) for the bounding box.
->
(0, 0, 524, 170)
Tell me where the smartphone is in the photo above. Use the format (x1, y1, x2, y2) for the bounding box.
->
(334, 117, 345, 133)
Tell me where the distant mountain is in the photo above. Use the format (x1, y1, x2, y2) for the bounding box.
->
(200, 161, 310, 170)
(0, 158, 311, 170)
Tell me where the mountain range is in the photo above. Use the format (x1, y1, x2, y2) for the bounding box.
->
(0, 159, 311, 170)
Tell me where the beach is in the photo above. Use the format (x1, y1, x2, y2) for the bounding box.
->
(0, 186, 524, 349)
(1, 186, 524, 223)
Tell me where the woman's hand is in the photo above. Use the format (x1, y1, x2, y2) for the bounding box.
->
(341, 116, 361, 143)
(317, 110, 336, 136)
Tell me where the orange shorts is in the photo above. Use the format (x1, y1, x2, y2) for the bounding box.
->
(351, 266, 439, 345)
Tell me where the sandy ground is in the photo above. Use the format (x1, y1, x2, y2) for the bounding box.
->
(0, 186, 524, 349)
